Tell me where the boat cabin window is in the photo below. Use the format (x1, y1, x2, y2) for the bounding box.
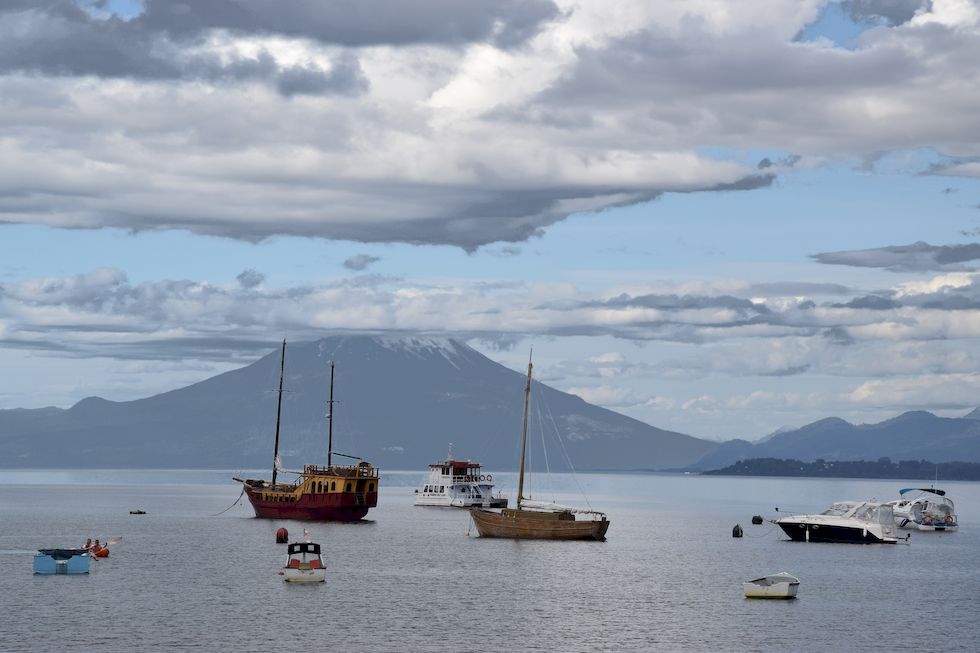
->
(331, 481, 336, 491)
(317, 481, 323, 493)
(345, 483, 352, 492)
(368, 482, 375, 492)
(442, 467, 450, 475)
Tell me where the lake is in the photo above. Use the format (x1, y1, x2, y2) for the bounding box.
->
(1, 470, 977, 652)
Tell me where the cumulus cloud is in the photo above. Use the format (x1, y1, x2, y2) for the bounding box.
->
(848, 373, 980, 409)
(6, 248, 980, 366)
(0, 1, 978, 248)
(842, 0, 930, 26)
(236, 268, 265, 288)
(342, 254, 381, 271)
(812, 241, 980, 271)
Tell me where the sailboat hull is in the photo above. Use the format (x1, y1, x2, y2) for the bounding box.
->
(241, 484, 377, 522)
(470, 508, 609, 541)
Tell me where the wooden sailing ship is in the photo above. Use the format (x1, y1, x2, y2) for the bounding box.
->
(470, 354, 609, 541)
(233, 340, 379, 522)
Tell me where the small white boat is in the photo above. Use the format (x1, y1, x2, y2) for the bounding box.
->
(282, 541, 326, 583)
(886, 487, 958, 531)
(743, 572, 800, 599)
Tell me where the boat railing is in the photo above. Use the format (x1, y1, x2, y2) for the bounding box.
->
(303, 464, 379, 478)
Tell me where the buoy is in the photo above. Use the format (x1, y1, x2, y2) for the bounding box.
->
(275, 527, 289, 544)
(732, 524, 743, 538)
(751, 515, 764, 525)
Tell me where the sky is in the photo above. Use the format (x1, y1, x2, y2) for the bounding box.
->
(3, 0, 980, 442)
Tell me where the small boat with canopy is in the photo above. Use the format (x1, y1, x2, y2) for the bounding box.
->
(887, 488, 958, 531)
(282, 537, 326, 583)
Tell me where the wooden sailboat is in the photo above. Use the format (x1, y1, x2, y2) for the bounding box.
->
(233, 340, 379, 521)
(470, 354, 610, 541)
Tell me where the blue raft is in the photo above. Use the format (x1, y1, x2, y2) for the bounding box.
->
(34, 548, 91, 575)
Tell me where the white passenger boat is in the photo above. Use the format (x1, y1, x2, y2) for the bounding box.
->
(414, 451, 507, 508)
(776, 501, 900, 543)
(282, 540, 326, 583)
(743, 572, 800, 599)
(887, 488, 958, 531)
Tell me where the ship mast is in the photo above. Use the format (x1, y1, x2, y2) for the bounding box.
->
(271, 338, 286, 485)
(327, 362, 335, 467)
(516, 350, 532, 511)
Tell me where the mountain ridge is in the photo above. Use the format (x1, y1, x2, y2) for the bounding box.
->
(0, 335, 716, 470)
(692, 408, 980, 470)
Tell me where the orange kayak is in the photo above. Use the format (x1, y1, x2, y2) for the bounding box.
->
(92, 548, 109, 558)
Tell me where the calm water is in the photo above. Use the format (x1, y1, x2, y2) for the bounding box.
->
(1, 470, 978, 652)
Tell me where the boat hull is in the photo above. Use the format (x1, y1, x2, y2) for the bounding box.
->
(900, 520, 957, 532)
(471, 508, 609, 541)
(415, 495, 508, 509)
(283, 568, 326, 583)
(777, 522, 894, 544)
(243, 486, 377, 522)
(743, 583, 798, 599)
(34, 551, 90, 575)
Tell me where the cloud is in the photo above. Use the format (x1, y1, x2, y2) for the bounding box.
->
(342, 254, 381, 271)
(565, 384, 639, 407)
(0, 5, 370, 97)
(841, 0, 930, 26)
(0, 1, 978, 248)
(848, 373, 980, 410)
(236, 268, 265, 288)
(746, 282, 853, 296)
(812, 241, 980, 271)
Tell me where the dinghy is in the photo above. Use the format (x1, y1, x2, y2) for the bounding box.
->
(743, 572, 800, 599)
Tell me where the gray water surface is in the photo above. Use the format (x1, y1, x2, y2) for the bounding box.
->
(0, 471, 977, 652)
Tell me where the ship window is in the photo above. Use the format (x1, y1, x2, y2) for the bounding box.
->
(331, 482, 336, 491)
(345, 483, 352, 492)
(439, 486, 444, 492)
(317, 482, 323, 493)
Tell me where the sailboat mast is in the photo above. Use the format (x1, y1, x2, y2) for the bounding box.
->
(327, 362, 335, 467)
(271, 338, 286, 485)
(516, 351, 532, 510)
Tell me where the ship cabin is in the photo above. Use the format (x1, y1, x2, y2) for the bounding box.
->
(286, 541, 324, 570)
(430, 459, 486, 483)
(244, 461, 379, 504)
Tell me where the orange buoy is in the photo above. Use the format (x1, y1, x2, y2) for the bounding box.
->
(276, 527, 289, 544)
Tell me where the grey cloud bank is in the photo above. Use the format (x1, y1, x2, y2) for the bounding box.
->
(1, 1, 979, 247)
(813, 241, 980, 271)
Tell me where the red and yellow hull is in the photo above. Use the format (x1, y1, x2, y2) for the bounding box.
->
(242, 486, 377, 521)
(236, 463, 380, 522)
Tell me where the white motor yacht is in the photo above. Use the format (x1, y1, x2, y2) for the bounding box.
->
(776, 501, 901, 543)
(886, 488, 957, 531)
(414, 451, 507, 508)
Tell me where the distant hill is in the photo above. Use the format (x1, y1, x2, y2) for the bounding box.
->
(0, 335, 716, 470)
(703, 457, 980, 481)
(691, 410, 980, 470)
